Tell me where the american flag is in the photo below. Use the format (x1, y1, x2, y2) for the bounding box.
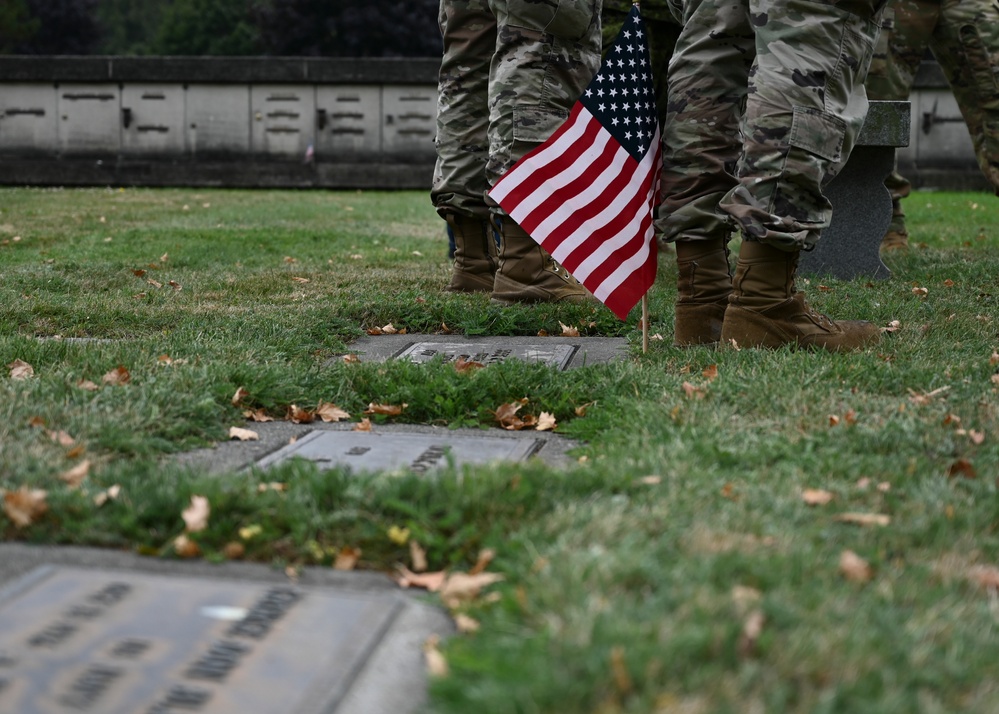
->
(489, 5, 661, 320)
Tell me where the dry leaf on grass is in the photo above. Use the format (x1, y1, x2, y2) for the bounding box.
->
(3, 487, 49, 527)
(353, 418, 372, 432)
(802, 488, 834, 506)
(469, 548, 496, 576)
(396, 566, 448, 591)
(182, 495, 210, 532)
(440, 572, 505, 608)
(173, 534, 201, 558)
(229, 427, 259, 441)
(410, 540, 428, 572)
(387, 525, 410, 545)
(908, 386, 950, 406)
(76, 379, 99, 391)
(423, 635, 449, 677)
(839, 550, 873, 582)
(47, 430, 75, 447)
(738, 610, 766, 658)
(93, 484, 121, 507)
(535, 412, 557, 431)
(610, 646, 633, 694)
(243, 409, 273, 423)
(231, 386, 249, 406)
(59, 460, 91, 488)
(682, 381, 706, 399)
(287, 404, 315, 424)
(8, 359, 34, 380)
(834, 512, 890, 527)
(560, 322, 580, 337)
(334, 546, 362, 571)
(316, 402, 350, 422)
(102, 365, 131, 386)
(364, 403, 406, 416)
(453, 613, 480, 633)
(454, 357, 485, 373)
(947, 458, 977, 479)
(968, 565, 999, 592)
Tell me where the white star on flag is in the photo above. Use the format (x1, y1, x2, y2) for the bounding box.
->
(488, 5, 661, 320)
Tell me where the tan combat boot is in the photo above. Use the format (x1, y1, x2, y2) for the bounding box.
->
(880, 229, 909, 252)
(674, 237, 732, 346)
(491, 218, 591, 304)
(719, 240, 880, 352)
(445, 213, 498, 293)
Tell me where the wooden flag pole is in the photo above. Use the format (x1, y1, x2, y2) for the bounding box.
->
(642, 294, 649, 354)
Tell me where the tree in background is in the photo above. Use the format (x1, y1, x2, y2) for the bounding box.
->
(1, 0, 442, 57)
(5, 0, 100, 55)
(151, 0, 262, 56)
(94, 0, 168, 55)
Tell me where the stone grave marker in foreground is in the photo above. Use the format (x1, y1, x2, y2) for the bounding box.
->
(0, 566, 409, 714)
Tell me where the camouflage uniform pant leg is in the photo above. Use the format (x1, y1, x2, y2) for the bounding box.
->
(931, 0, 999, 194)
(866, 0, 939, 234)
(718, 0, 884, 250)
(431, 0, 495, 220)
(654, 0, 755, 244)
(485, 0, 602, 199)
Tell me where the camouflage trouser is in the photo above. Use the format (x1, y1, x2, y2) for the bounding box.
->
(431, 0, 602, 220)
(867, 0, 999, 235)
(656, 0, 885, 250)
(601, 0, 681, 127)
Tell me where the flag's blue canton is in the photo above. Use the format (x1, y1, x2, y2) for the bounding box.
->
(578, 9, 658, 162)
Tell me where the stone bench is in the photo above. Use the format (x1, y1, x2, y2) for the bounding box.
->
(799, 100, 911, 281)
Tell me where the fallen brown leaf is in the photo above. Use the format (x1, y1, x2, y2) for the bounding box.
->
(410, 540, 428, 573)
(560, 322, 580, 337)
(364, 403, 406, 416)
(316, 402, 351, 422)
(536, 412, 557, 431)
(229, 426, 259, 441)
(243, 408, 274, 423)
(834, 512, 890, 527)
(231, 386, 250, 406)
(354, 418, 372, 432)
(8, 359, 34, 380)
(102, 365, 131, 386)
(469, 548, 496, 576)
(287, 404, 315, 424)
(947, 458, 977, 479)
(453, 613, 480, 633)
(3, 487, 49, 527)
(968, 565, 999, 592)
(59, 459, 91, 488)
(173, 534, 201, 558)
(839, 550, 873, 582)
(737, 610, 766, 658)
(396, 566, 447, 591)
(440, 572, 505, 608)
(610, 646, 633, 695)
(334, 546, 362, 571)
(181, 495, 210, 532)
(47, 429, 75, 447)
(682, 381, 706, 399)
(423, 635, 449, 677)
(454, 357, 485, 373)
(93, 484, 121, 507)
(802, 488, 834, 506)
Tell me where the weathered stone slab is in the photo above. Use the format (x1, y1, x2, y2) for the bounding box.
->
(332, 334, 629, 370)
(395, 341, 576, 370)
(255, 428, 545, 474)
(0, 566, 403, 714)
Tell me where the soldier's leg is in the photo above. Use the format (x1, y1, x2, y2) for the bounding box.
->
(719, 0, 885, 351)
(656, 0, 751, 344)
(432, 0, 499, 292)
(486, 0, 602, 303)
(932, 0, 999, 194)
(867, 0, 941, 249)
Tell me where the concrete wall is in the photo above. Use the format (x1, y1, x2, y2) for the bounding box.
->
(0, 56, 988, 191)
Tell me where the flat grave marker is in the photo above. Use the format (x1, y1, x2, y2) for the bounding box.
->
(0, 566, 403, 714)
(255, 428, 546, 474)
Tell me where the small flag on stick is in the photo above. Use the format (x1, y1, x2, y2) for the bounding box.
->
(489, 5, 661, 320)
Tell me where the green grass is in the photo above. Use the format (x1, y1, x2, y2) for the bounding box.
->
(2, 186, 999, 713)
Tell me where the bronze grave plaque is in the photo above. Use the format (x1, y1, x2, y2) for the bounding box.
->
(0, 566, 402, 714)
(255, 429, 545, 474)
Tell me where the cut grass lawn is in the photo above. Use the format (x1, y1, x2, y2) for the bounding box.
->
(2, 186, 999, 713)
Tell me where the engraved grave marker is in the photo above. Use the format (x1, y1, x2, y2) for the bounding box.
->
(255, 429, 545, 474)
(0, 567, 403, 714)
(393, 341, 577, 370)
